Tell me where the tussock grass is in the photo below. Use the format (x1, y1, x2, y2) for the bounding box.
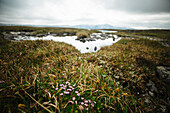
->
(76, 31, 91, 39)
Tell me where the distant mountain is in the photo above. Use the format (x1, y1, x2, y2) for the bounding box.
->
(70, 24, 132, 29)
(0, 23, 132, 29)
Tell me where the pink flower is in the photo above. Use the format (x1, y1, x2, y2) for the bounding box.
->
(67, 89, 72, 91)
(0, 81, 4, 83)
(72, 97, 76, 101)
(86, 108, 89, 110)
(94, 101, 96, 104)
(88, 100, 91, 103)
(66, 81, 69, 84)
(60, 93, 63, 95)
(73, 84, 76, 87)
(64, 91, 70, 94)
(91, 103, 94, 107)
(81, 97, 84, 100)
(84, 104, 88, 107)
(84, 100, 88, 103)
(55, 88, 58, 90)
(69, 86, 73, 88)
(75, 91, 78, 94)
(60, 84, 63, 87)
(77, 93, 80, 96)
(81, 102, 84, 105)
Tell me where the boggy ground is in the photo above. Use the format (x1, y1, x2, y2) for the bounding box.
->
(0, 32, 170, 113)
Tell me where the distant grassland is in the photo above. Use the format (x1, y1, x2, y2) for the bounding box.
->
(103, 29, 170, 41)
(0, 26, 101, 36)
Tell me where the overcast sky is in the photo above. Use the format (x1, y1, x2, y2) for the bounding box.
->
(0, 0, 170, 29)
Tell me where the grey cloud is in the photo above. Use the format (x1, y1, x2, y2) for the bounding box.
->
(0, 0, 170, 28)
(129, 20, 170, 29)
(0, 0, 61, 24)
(99, 0, 170, 14)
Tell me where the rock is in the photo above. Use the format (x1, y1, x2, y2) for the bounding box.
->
(148, 91, 154, 96)
(160, 105, 167, 113)
(36, 33, 48, 37)
(147, 80, 158, 93)
(51, 34, 58, 36)
(94, 46, 97, 51)
(87, 38, 96, 41)
(144, 96, 151, 104)
(156, 66, 170, 80)
(79, 39, 86, 43)
(63, 33, 68, 36)
(4, 34, 16, 40)
(117, 35, 122, 37)
(100, 38, 106, 40)
(71, 32, 76, 36)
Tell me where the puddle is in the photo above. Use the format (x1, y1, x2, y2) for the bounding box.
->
(14, 35, 121, 53)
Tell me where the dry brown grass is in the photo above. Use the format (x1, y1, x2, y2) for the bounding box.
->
(76, 30, 90, 39)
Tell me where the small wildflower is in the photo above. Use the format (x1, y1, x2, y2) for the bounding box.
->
(72, 88, 75, 90)
(81, 102, 84, 105)
(96, 79, 100, 84)
(64, 91, 70, 94)
(55, 88, 58, 90)
(73, 97, 76, 101)
(66, 81, 69, 84)
(60, 84, 63, 87)
(0, 81, 4, 83)
(116, 88, 120, 92)
(69, 86, 73, 88)
(86, 107, 89, 110)
(84, 104, 88, 107)
(52, 75, 56, 78)
(73, 84, 76, 87)
(84, 100, 88, 103)
(123, 93, 128, 96)
(91, 103, 94, 107)
(67, 89, 72, 91)
(77, 93, 80, 96)
(81, 97, 84, 100)
(60, 93, 63, 95)
(75, 91, 78, 94)
(18, 104, 25, 108)
(94, 101, 96, 104)
(88, 100, 91, 103)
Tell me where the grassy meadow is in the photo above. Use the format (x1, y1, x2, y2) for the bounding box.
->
(0, 26, 170, 113)
(104, 29, 170, 41)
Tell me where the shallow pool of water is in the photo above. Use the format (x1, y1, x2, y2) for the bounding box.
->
(98, 30, 117, 33)
(14, 34, 121, 54)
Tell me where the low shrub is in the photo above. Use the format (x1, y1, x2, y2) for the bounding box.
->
(76, 31, 90, 39)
